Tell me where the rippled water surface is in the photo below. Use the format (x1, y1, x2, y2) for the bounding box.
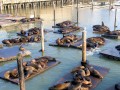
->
(0, 5, 120, 90)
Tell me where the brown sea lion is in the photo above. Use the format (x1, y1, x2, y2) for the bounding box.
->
(24, 66, 38, 78)
(49, 81, 71, 90)
(20, 30, 26, 35)
(4, 71, 10, 79)
(10, 69, 18, 78)
(19, 46, 25, 51)
(86, 65, 103, 79)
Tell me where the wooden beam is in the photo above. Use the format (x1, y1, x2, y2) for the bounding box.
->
(17, 53, 25, 90)
(82, 28, 86, 63)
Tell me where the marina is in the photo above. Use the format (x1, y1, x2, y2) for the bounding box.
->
(0, 0, 119, 90)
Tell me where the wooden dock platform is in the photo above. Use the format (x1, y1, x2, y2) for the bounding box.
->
(49, 36, 83, 49)
(50, 64, 109, 90)
(101, 34, 120, 39)
(0, 46, 31, 62)
(100, 47, 120, 60)
(0, 56, 60, 84)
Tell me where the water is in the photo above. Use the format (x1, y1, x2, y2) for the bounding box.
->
(0, 6, 120, 90)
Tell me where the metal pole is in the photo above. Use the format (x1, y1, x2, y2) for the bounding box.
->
(77, 0, 79, 26)
(17, 53, 25, 90)
(41, 22, 45, 52)
(114, 9, 117, 31)
(82, 28, 86, 63)
(53, 1, 56, 27)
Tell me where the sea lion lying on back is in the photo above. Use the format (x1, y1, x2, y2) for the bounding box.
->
(49, 81, 71, 90)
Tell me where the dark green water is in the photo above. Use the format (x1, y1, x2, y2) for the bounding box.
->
(0, 6, 120, 90)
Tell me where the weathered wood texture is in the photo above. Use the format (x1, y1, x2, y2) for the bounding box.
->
(100, 48, 120, 60)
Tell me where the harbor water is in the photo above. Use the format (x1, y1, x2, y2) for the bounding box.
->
(0, 5, 120, 90)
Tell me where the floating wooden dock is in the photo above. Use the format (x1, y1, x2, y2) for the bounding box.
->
(0, 46, 31, 62)
(49, 36, 83, 49)
(53, 27, 83, 34)
(100, 47, 120, 60)
(51, 65, 109, 90)
(101, 34, 120, 39)
(0, 56, 60, 84)
(2, 36, 41, 47)
(17, 28, 47, 37)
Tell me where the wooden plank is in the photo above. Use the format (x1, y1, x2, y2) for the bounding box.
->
(101, 34, 120, 39)
(53, 27, 83, 34)
(0, 46, 31, 62)
(51, 65, 109, 90)
(100, 48, 120, 60)
(0, 56, 60, 84)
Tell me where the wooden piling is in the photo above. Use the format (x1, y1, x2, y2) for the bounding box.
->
(61, 0, 63, 8)
(17, 53, 25, 90)
(53, 1, 56, 27)
(41, 22, 45, 52)
(77, 0, 79, 26)
(82, 28, 86, 63)
(114, 9, 117, 31)
(33, 3, 35, 19)
(92, 0, 93, 9)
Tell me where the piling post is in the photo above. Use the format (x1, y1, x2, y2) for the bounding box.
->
(77, 0, 79, 26)
(72, 0, 74, 6)
(0, 1, 3, 11)
(81, 28, 86, 64)
(33, 3, 36, 19)
(61, 0, 63, 8)
(41, 22, 45, 52)
(17, 53, 25, 90)
(53, 1, 56, 27)
(114, 9, 117, 31)
(91, 0, 93, 10)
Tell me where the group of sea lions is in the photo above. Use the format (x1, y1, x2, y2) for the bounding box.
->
(58, 26, 80, 34)
(105, 30, 120, 35)
(2, 36, 41, 46)
(93, 22, 110, 33)
(87, 37, 105, 49)
(56, 20, 72, 28)
(20, 17, 41, 23)
(49, 64, 103, 90)
(56, 35, 79, 46)
(19, 27, 42, 36)
(4, 56, 56, 79)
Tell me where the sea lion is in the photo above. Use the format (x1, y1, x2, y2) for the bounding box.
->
(4, 71, 10, 79)
(19, 46, 25, 51)
(10, 69, 18, 79)
(20, 30, 26, 35)
(115, 83, 120, 90)
(68, 82, 83, 90)
(24, 66, 38, 78)
(49, 81, 71, 90)
(86, 65, 103, 79)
